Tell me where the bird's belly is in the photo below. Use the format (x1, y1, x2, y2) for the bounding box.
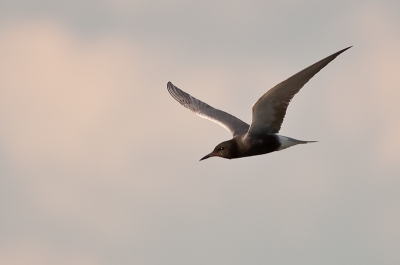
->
(241, 134, 280, 157)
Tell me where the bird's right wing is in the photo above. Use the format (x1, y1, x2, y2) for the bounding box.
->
(167, 82, 250, 136)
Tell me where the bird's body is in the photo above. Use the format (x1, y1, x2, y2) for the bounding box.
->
(202, 134, 311, 160)
(238, 134, 281, 157)
(167, 47, 351, 160)
(213, 135, 280, 160)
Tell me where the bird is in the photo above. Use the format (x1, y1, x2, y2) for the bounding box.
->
(167, 47, 351, 161)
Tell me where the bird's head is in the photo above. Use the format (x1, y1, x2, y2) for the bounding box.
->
(199, 140, 237, 161)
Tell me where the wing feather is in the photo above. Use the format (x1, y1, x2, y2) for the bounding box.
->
(167, 82, 249, 136)
(247, 46, 351, 136)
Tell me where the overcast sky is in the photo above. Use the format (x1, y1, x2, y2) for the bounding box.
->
(0, 1, 400, 265)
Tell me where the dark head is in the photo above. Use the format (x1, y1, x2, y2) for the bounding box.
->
(200, 140, 237, 161)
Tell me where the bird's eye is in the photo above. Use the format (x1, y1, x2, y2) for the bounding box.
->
(219, 147, 224, 150)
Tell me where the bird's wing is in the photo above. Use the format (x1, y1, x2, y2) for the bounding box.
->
(246, 46, 351, 137)
(167, 82, 250, 136)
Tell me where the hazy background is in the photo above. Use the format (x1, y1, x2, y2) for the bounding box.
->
(0, 0, 399, 264)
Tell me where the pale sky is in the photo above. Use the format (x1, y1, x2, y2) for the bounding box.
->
(0, 1, 400, 265)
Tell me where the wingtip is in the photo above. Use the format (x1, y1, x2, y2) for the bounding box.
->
(338, 46, 352, 54)
(327, 46, 352, 60)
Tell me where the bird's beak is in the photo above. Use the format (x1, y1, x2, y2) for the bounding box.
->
(199, 153, 213, 161)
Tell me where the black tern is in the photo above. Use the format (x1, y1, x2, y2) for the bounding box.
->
(167, 47, 351, 160)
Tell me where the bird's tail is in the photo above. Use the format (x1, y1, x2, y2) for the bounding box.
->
(277, 135, 318, 151)
(299, 140, 318, 144)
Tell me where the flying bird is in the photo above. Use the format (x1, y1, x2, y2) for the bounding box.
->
(167, 47, 351, 161)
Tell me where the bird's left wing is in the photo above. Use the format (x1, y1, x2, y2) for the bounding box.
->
(246, 46, 351, 137)
(167, 82, 249, 136)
